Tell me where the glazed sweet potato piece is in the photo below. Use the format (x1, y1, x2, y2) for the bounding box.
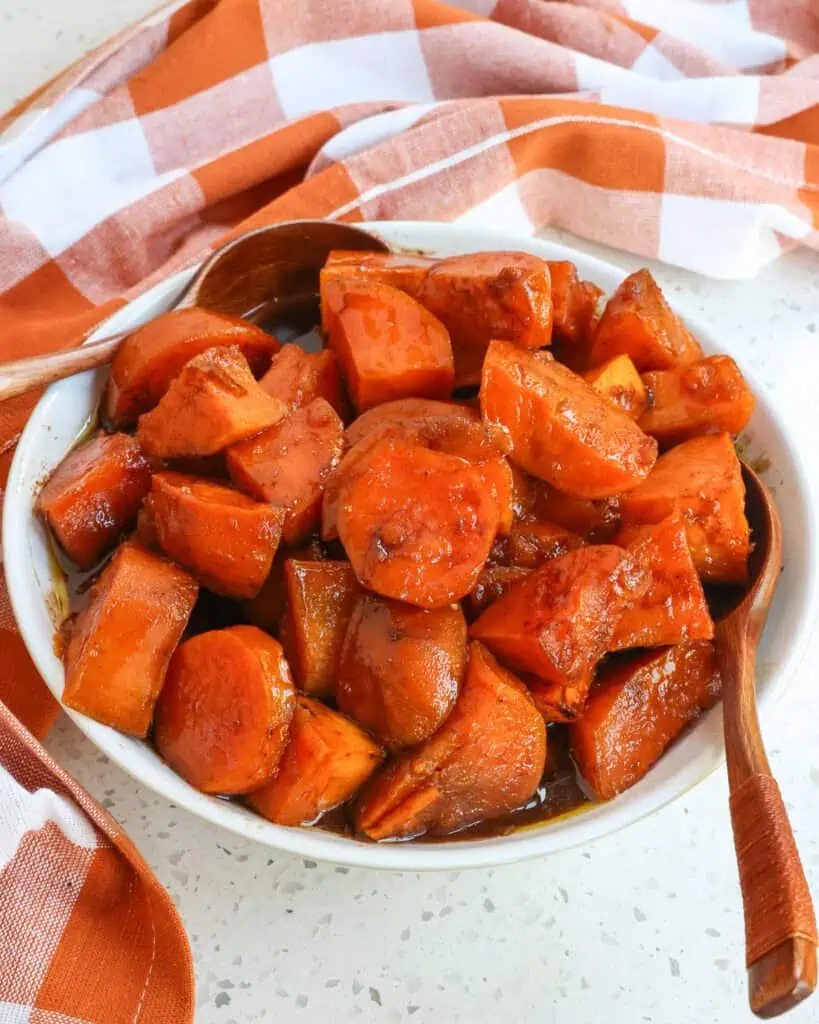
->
(547, 261, 603, 354)
(227, 398, 344, 545)
(320, 250, 433, 325)
(338, 594, 467, 749)
(150, 472, 284, 599)
(490, 519, 582, 569)
(340, 398, 514, 533)
(248, 696, 384, 826)
(611, 516, 714, 651)
(418, 252, 553, 388)
(137, 346, 287, 458)
(259, 344, 346, 417)
(465, 565, 532, 618)
(619, 433, 751, 584)
(280, 560, 359, 698)
(584, 355, 648, 420)
(153, 626, 295, 794)
(528, 478, 621, 541)
(243, 538, 324, 633)
(322, 279, 454, 411)
(588, 268, 703, 371)
(337, 436, 499, 608)
(639, 355, 755, 448)
(480, 340, 657, 499)
(63, 542, 198, 736)
(37, 432, 151, 569)
(570, 641, 722, 800)
(356, 642, 546, 840)
(471, 545, 648, 687)
(106, 308, 279, 426)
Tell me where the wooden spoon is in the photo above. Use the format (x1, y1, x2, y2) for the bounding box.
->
(0, 220, 388, 402)
(715, 462, 817, 1018)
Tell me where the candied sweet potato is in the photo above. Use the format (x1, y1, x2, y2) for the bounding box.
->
(338, 594, 467, 749)
(320, 250, 432, 324)
(570, 641, 722, 800)
(588, 268, 703, 371)
(322, 279, 454, 411)
(480, 340, 657, 498)
(63, 542, 198, 736)
(37, 432, 151, 569)
(611, 516, 714, 651)
(471, 545, 648, 687)
(525, 676, 589, 723)
(137, 346, 287, 458)
(243, 538, 324, 633)
(465, 564, 532, 618)
(584, 354, 648, 420)
(280, 560, 359, 698)
(490, 519, 582, 569)
(341, 398, 514, 532)
(529, 479, 621, 541)
(150, 472, 284, 599)
(259, 344, 346, 417)
(153, 626, 295, 794)
(248, 696, 384, 826)
(639, 355, 755, 448)
(356, 642, 546, 840)
(619, 433, 750, 584)
(337, 436, 499, 608)
(106, 308, 279, 426)
(227, 398, 344, 545)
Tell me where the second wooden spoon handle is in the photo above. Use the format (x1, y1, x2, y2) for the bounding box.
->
(0, 332, 126, 403)
(730, 773, 817, 1017)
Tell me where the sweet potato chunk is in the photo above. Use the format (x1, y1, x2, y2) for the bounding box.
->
(639, 355, 755, 448)
(320, 250, 432, 324)
(356, 642, 546, 840)
(248, 696, 384, 826)
(338, 594, 467, 749)
(490, 519, 582, 569)
(419, 252, 553, 387)
(227, 398, 344, 545)
(548, 261, 603, 352)
(337, 437, 499, 608)
(137, 346, 287, 458)
(341, 398, 514, 532)
(106, 308, 279, 426)
(619, 433, 750, 584)
(259, 344, 346, 417)
(588, 268, 703, 371)
(37, 432, 151, 569)
(243, 538, 323, 633)
(63, 542, 198, 736)
(611, 516, 714, 651)
(480, 340, 657, 498)
(465, 565, 532, 618)
(570, 641, 722, 800)
(322, 279, 454, 411)
(584, 355, 648, 420)
(150, 472, 283, 599)
(153, 626, 295, 794)
(280, 560, 359, 698)
(471, 545, 648, 687)
(529, 479, 621, 541)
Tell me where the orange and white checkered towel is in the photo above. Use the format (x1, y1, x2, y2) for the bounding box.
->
(1, 1, 817, 1019)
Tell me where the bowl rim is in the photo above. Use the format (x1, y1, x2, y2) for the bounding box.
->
(5, 220, 818, 871)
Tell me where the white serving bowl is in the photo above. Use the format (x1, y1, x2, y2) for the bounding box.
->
(5, 222, 818, 870)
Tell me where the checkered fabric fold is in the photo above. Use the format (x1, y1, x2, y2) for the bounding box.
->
(0, 1, 817, 1019)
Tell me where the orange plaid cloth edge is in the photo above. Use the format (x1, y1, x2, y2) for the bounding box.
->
(1, 0, 817, 1019)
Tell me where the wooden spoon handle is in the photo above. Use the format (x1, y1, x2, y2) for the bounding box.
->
(0, 331, 127, 402)
(730, 774, 817, 1017)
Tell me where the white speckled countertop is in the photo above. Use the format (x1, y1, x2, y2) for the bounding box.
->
(2, 5, 819, 1022)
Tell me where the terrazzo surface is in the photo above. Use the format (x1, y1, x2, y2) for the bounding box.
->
(2, 5, 819, 1021)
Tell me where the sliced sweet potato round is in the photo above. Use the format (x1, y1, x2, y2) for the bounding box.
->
(153, 626, 295, 794)
(337, 436, 499, 608)
(338, 593, 467, 749)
